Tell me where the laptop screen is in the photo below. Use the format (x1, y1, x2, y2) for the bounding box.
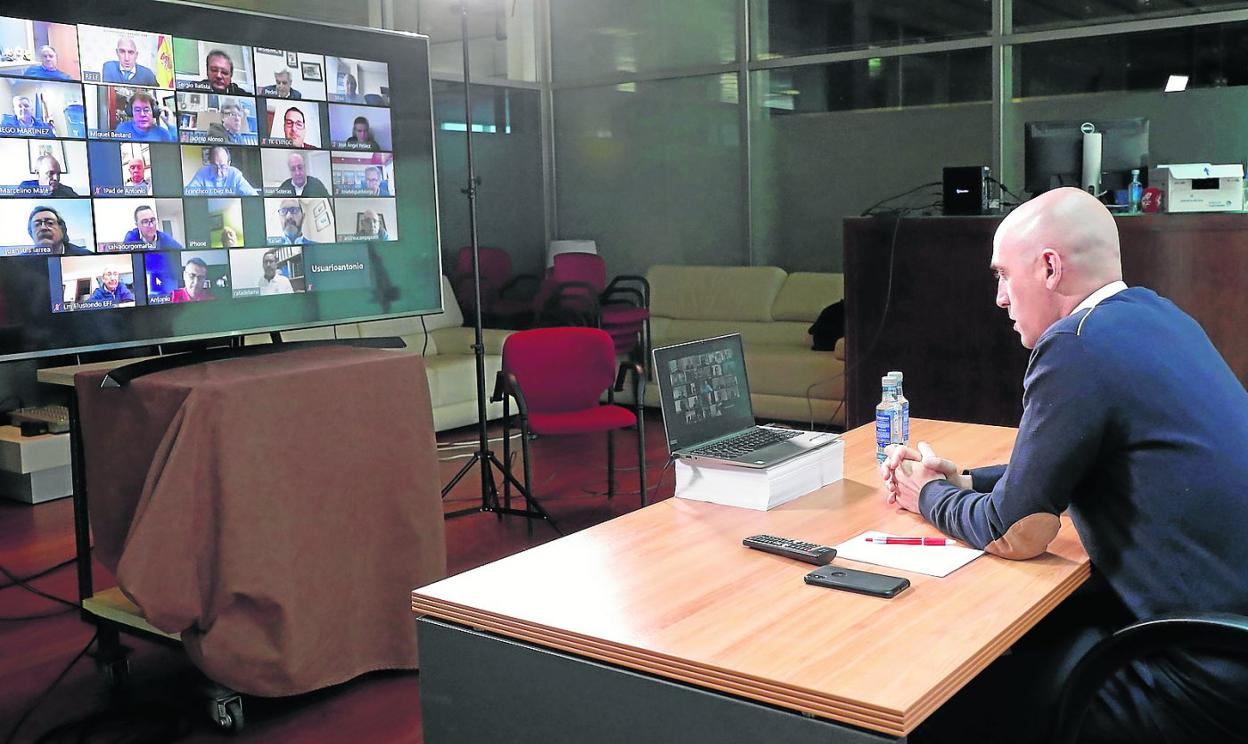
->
(652, 334, 756, 452)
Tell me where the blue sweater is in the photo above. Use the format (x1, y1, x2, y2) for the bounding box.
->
(921, 287, 1248, 622)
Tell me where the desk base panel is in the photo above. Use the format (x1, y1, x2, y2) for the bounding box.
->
(418, 618, 899, 744)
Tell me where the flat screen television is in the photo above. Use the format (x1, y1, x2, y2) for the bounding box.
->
(1024, 118, 1150, 196)
(0, 0, 441, 362)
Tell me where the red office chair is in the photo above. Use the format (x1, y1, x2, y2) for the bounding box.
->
(492, 328, 647, 532)
(547, 253, 651, 365)
(450, 246, 538, 329)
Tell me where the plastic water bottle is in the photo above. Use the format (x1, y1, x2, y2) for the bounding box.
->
(888, 371, 909, 446)
(876, 376, 902, 464)
(1128, 169, 1143, 214)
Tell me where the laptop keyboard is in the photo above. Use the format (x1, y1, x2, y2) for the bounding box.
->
(688, 428, 802, 459)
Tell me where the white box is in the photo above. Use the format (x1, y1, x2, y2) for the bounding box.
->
(1149, 163, 1244, 213)
(675, 438, 844, 511)
(0, 425, 72, 504)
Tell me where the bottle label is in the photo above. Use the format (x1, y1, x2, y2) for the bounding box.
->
(901, 401, 910, 442)
(876, 409, 895, 450)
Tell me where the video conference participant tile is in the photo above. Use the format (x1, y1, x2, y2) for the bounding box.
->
(0, 139, 90, 198)
(183, 197, 267, 249)
(145, 249, 229, 304)
(48, 253, 144, 312)
(94, 197, 186, 252)
(0, 78, 84, 139)
(324, 57, 389, 106)
(229, 246, 306, 298)
(328, 104, 391, 151)
(85, 84, 178, 142)
(0, 199, 96, 256)
(177, 93, 258, 146)
(260, 99, 326, 150)
(254, 48, 327, 102)
(334, 197, 397, 242)
(261, 148, 331, 197)
(304, 243, 371, 292)
(263, 196, 334, 246)
(0, 16, 82, 82)
(78, 25, 175, 89)
(86, 141, 182, 197)
(330, 151, 394, 197)
(173, 39, 255, 96)
(180, 144, 261, 196)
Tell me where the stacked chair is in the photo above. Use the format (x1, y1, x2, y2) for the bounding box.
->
(449, 246, 539, 330)
(537, 252, 651, 368)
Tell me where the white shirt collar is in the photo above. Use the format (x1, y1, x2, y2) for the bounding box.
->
(1071, 280, 1128, 316)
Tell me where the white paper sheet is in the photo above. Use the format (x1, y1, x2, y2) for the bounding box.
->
(834, 530, 984, 578)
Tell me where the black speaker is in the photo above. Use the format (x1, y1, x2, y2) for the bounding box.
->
(943, 166, 990, 215)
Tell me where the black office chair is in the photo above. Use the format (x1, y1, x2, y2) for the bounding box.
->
(1050, 613, 1248, 744)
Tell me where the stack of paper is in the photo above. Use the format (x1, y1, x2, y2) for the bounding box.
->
(675, 439, 844, 511)
(834, 530, 984, 578)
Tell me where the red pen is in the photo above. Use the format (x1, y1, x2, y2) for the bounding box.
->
(864, 537, 956, 546)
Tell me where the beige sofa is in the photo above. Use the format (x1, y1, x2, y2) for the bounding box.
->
(641, 265, 846, 427)
(256, 275, 511, 432)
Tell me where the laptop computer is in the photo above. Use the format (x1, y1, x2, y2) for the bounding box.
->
(652, 334, 837, 468)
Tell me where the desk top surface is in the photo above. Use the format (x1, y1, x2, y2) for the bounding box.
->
(412, 419, 1090, 736)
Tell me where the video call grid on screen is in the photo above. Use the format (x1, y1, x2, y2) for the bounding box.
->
(0, 16, 402, 284)
(665, 347, 746, 425)
(0, 0, 437, 361)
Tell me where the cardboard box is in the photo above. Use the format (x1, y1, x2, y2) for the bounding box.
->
(1149, 163, 1244, 213)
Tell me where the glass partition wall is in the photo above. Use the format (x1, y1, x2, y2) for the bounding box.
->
(365, 0, 1248, 275)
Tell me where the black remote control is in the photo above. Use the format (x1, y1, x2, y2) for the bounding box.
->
(742, 534, 837, 566)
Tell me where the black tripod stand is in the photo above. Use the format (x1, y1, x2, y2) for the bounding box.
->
(441, 0, 556, 533)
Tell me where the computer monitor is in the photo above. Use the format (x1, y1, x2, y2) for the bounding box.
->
(1024, 118, 1150, 196)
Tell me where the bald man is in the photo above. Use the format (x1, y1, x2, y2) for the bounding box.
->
(102, 36, 158, 86)
(882, 188, 1248, 743)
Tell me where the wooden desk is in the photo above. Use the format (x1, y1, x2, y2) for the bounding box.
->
(412, 419, 1090, 742)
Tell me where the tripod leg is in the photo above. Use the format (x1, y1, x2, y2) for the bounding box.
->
(486, 451, 561, 536)
(442, 453, 479, 500)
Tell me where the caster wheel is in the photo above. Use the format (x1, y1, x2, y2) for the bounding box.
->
(225, 699, 244, 732)
(211, 696, 245, 732)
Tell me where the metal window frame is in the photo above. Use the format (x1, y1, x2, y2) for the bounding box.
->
(393, 0, 1248, 262)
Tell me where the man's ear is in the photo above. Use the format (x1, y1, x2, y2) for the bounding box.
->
(1041, 248, 1062, 289)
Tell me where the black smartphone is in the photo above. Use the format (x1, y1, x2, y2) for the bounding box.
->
(804, 565, 910, 599)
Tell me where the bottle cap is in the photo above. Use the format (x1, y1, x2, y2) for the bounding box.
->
(887, 370, 903, 382)
(882, 376, 895, 388)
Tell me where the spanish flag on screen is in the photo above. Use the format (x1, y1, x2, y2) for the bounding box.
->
(155, 35, 174, 89)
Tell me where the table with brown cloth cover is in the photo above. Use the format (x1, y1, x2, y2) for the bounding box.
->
(73, 345, 445, 696)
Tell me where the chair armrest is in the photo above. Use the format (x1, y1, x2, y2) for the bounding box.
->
(491, 370, 528, 417)
(601, 286, 645, 309)
(1051, 613, 1248, 744)
(614, 361, 644, 393)
(606, 274, 650, 308)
